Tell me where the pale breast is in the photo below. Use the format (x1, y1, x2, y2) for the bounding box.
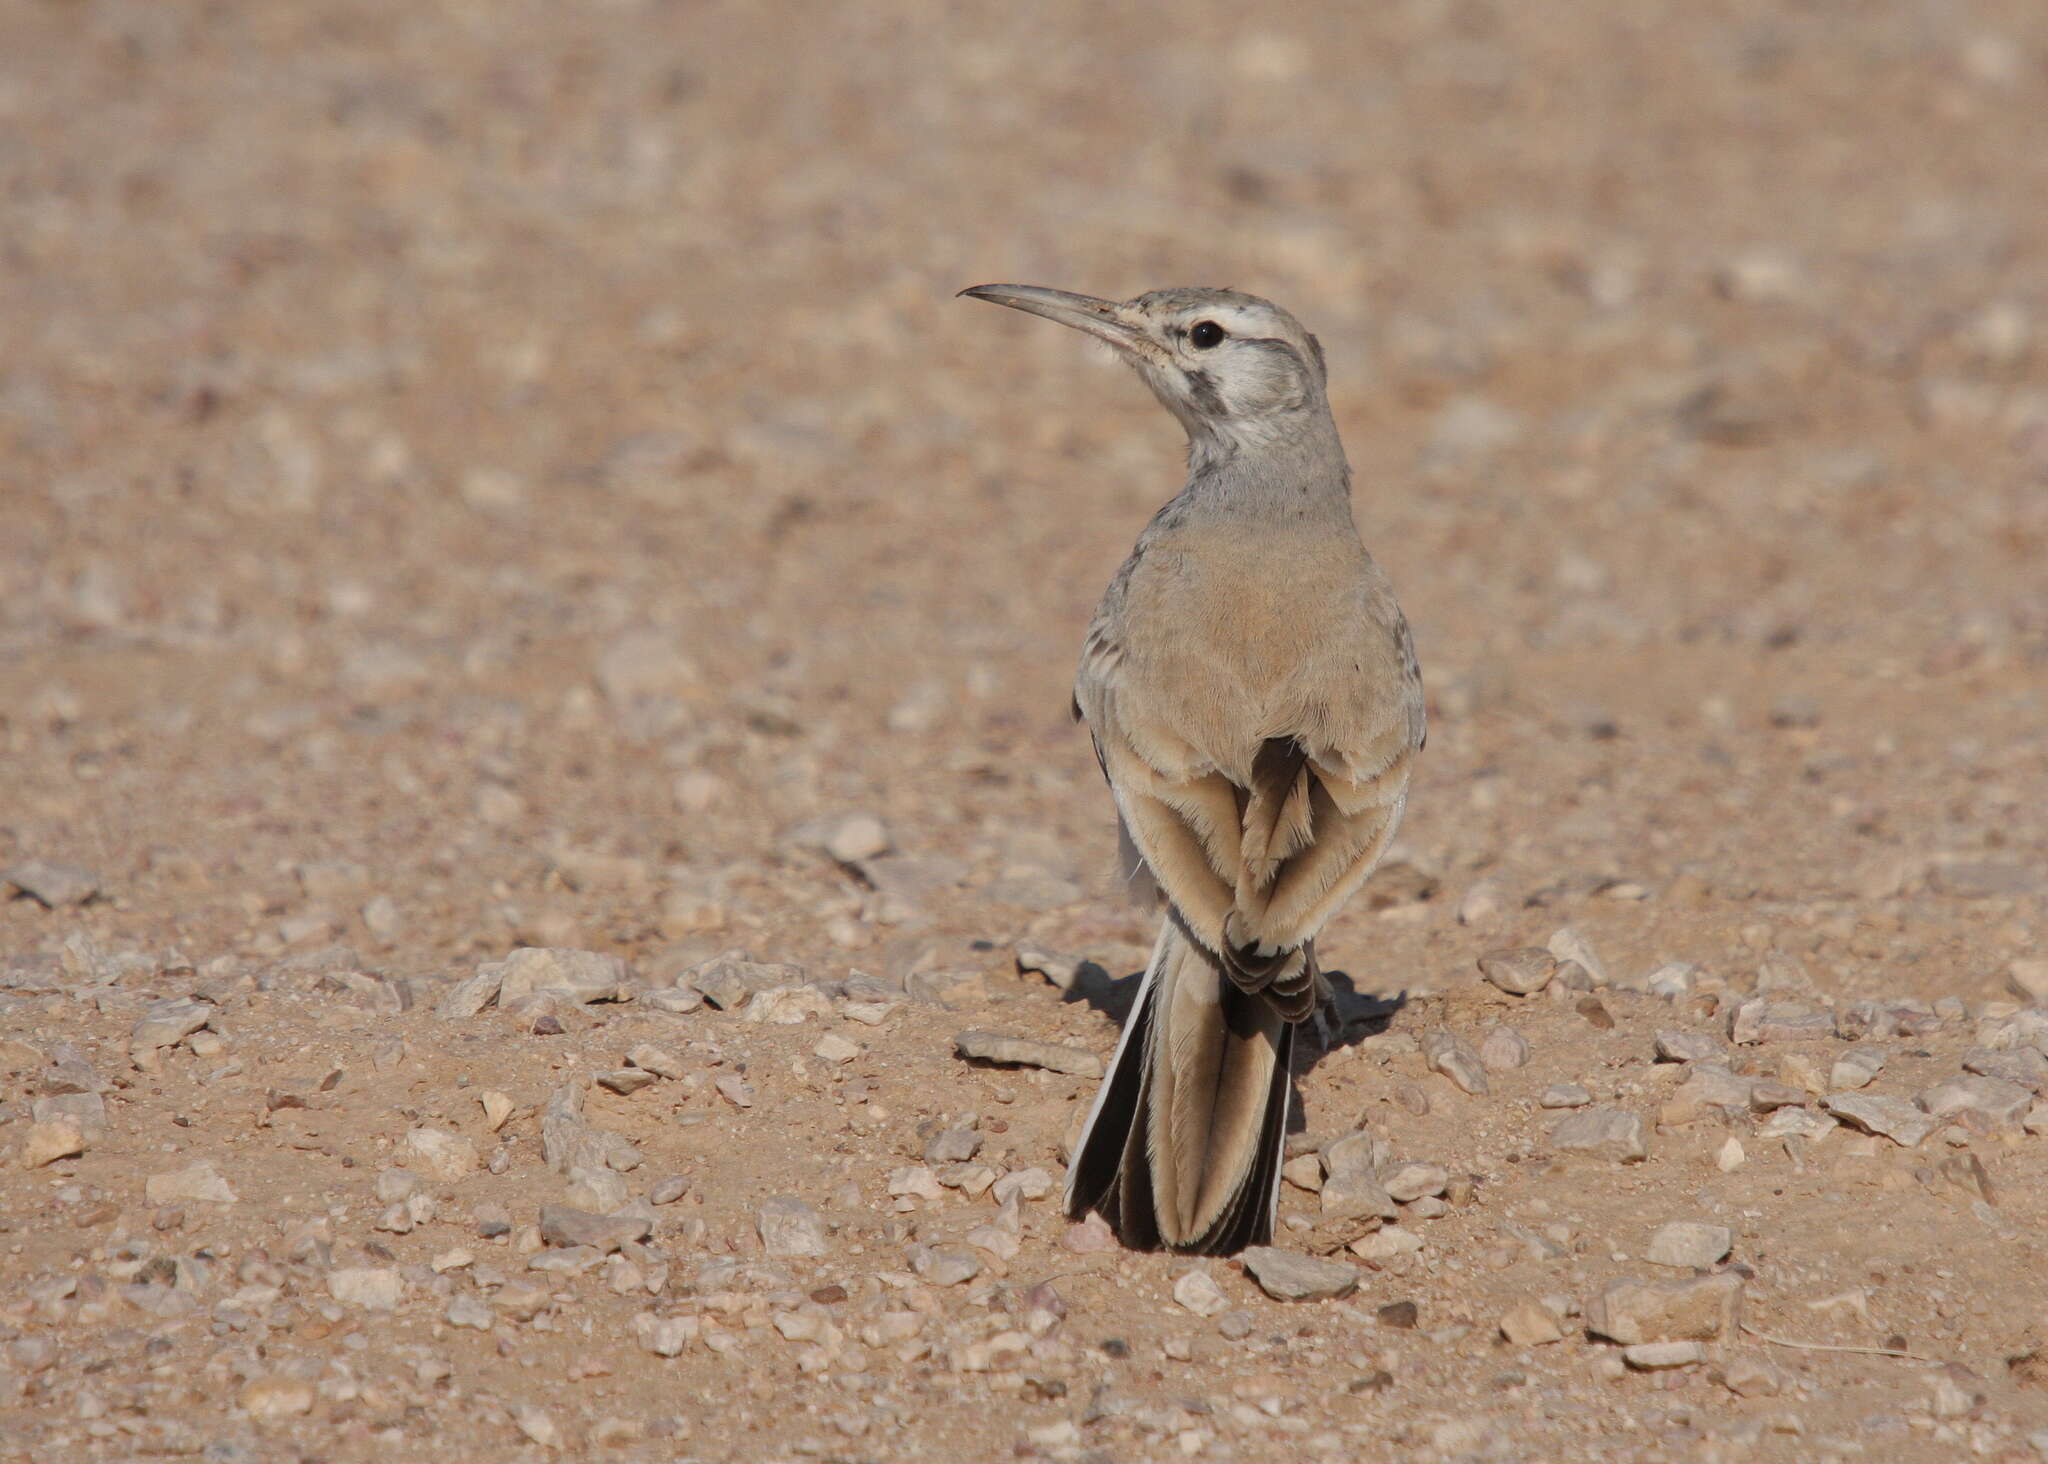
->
(1089, 520, 1418, 783)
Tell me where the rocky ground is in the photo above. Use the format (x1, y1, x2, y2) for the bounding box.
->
(4, 1, 2048, 1460)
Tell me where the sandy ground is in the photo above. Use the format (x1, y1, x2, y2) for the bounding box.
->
(3, 1, 2048, 1459)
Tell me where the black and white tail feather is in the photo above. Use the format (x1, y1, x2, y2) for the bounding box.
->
(1063, 916, 1300, 1255)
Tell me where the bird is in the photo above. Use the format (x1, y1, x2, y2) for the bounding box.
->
(958, 283, 1425, 1254)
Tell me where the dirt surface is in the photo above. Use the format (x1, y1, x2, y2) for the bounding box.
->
(5, 1, 2048, 1459)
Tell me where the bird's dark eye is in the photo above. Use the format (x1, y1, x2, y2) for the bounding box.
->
(1188, 320, 1226, 350)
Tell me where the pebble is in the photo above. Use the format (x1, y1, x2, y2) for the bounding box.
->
(1349, 1227, 1424, 1262)
(1547, 927, 1608, 986)
(480, 1089, 516, 1130)
(650, 1176, 690, 1205)
(1322, 1132, 1380, 1175)
(1321, 1171, 1399, 1222)
(1729, 999, 1833, 1044)
(1645, 963, 1696, 999)
(1919, 1075, 2033, 1127)
(1624, 1340, 1706, 1370)
(1282, 1154, 1325, 1191)
(823, 813, 892, 864)
(1749, 1080, 1807, 1112)
(567, 1167, 631, 1212)
(888, 1166, 944, 1200)
(1540, 1084, 1592, 1109)
(908, 1244, 983, 1286)
(403, 1126, 478, 1180)
(1719, 1357, 1785, 1397)
(625, 1042, 684, 1079)
(495, 946, 631, 1005)
(689, 958, 804, 1011)
(511, 1405, 560, 1449)
(1173, 1268, 1230, 1317)
(1377, 1299, 1419, 1329)
(633, 1312, 699, 1357)
(1825, 1093, 1937, 1147)
(953, 1029, 1104, 1078)
(540, 1205, 652, 1252)
(644, 986, 703, 1014)
(1586, 1274, 1743, 1343)
(756, 1196, 829, 1257)
(1064, 1214, 1117, 1252)
(239, 1376, 316, 1418)
(991, 1167, 1052, 1204)
(2, 859, 101, 907)
(599, 1068, 659, 1095)
(924, 1128, 982, 1164)
(1963, 1046, 2048, 1090)
(714, 1075, 754, 1108)
(1662, 1065, 1757, 1124)
(1716, 247, 1807, 304)
(1549, 1107, 1648, 1162)
(813, 1033, 861, 1064)
(21, 1118, 87, 1168)
(1382, 1162, 1449, 1202)
(2007, 959, 2048, 1003)
(1830, 1047, 1887, 1091)
(1240, 1246, 1359, 1301)
(1478, 948, 1556, 996)
(746, 986, 835, 1024)
(1499, 1299, 1565, 1346)
(145, 1161, 238, 1205)
(1479, 1027, 1530, 1071)
(1422, 1031, 1488, 1095)
(1758, 1108, 1836, 1141)
(446, 1295, 491, 1330)
(1717, 1137, 1746, 1172)
(436, 966, 505, 1018)
(1456, 882, 1504, 926)
(129, 998, 214, 1058)
(942, 1168, 997, 1206)
(328, 1267, 405, 1310)
(1645, 1221, 1733, 1270)
(1655, 1030, 1722, 1063)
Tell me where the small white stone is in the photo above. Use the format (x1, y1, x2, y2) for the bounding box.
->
(21, 1119, 87, 1169)
(990, 1167, 1052, 1205)
(240, 1376, 315, 1419)
(813, 1033, 861, 1064)
(403, 1126, 478, 1180)
(1173, 1268, 1230, 1318)
(1348, 1227, 1424, 1262)
(511, 1405, 560, 1448)
(145, 1161, 238, 1205)
(328, 1267, 405, 1311)
(1624, 1340, 1706, 1370)
(1645, 1222, 1732, 1270)
(1716, 1137, 1746, 1172)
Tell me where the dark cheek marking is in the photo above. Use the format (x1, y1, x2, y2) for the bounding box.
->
(1185, 368, 1227, 417)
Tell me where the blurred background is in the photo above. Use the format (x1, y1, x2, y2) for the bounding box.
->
(2, 0, 2043, 995)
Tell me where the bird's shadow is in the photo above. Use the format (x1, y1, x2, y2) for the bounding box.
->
(1059, 961, 1408, 1133)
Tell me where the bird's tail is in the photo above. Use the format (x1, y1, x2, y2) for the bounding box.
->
(1064, 915, 1293, 1254)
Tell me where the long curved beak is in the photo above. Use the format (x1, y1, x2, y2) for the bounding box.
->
(957, 284, 1167, 365)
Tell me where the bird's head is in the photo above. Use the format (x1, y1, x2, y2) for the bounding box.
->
(958, 284, 1331, 455)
